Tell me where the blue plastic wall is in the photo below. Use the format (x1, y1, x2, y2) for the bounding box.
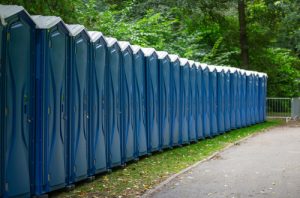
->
(180, 63, 190, 143)
(159, 56, 172, 149)
(236, 72, 242, 128)
(196, 67, 204, 139)
(254, 74, 259, 123)
(121, 46, 136, 161)
(246, 73, 254, 125)
(68, 31, 90, 183)
(107, 43, 122, 167)
(89, 36, 107, 174)
(35, 23, 69, 195)
(133, 50, 148, 156)
(1, 12, 35, 198)
(217, 70, 225, 134)
(210, 68, 218, 136)
(263, 76, 267, 121)
(171, 59, 181, 145)
(0, 23, 3, 198)
(146, 53, 160, 152)
(224, 70, 231, 131)
(189, 64, 197, 141)
(202, 66, 211, 137)
(230, 71, 238, 129)
(240, 72, 247, 127)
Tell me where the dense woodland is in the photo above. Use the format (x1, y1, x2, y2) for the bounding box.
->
(2, 0, 300, 97)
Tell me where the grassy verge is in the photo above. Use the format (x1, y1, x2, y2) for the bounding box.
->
(53, 120, 281, 198)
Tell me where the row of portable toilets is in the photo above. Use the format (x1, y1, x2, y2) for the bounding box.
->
(0, 5, 267, 198)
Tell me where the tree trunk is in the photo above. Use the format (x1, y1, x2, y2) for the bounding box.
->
(238, 0, 249, 69)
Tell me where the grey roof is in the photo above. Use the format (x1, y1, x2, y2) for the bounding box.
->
(179, 58, 189, 66)
(130, 45, 141, 54)
(117, 41, 131, 51)
(188, 60, 195, 67)
(105, 37, 118, 47)
(207, 65, 217, 72)
(66, 24, 86, 37)
(199, 63, 208, 70)
(88, 31, 103, 43)
(195, 62, 200, 68)
(0, 5, 29, 25)
(168, 54, 179, 62)
(156, 51, 168, 59)
(229, 67, 238, 73)
(141, 48, 156, 57)
(31, 15, 62, 29)
(215, 66, 224, 72)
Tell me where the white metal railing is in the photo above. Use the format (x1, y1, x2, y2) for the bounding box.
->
(267, 98, 292, 120)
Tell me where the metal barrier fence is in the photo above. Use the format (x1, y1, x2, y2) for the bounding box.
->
(292, 97, 300, 119)
(267, 98, 292, 120)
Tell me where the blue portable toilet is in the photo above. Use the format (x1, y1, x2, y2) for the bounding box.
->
(229, 67, 238, 129)
(169, 54, 181, 146)
(258, 72, 264, 123)
(188, 60, 197, 142)
(131, 45, 148, 156)
(208, 65, 218, 136)
(223, 67, 231, 131)
(245, 71, 253, 126)
(262, 73, 268, 121)
(157, 51, 172, 149)
(179, 58, 190, 144)
(105, 37, 123, 167)
(118, 41, 136, 162)
(253, 72, 260, 123)
(240, 69, 247, 127)
(216, 66, 225, 134)
(67, 24, 90, 183)
(236, 69, 242, 128)
(141, 48, 160, 152)
(195, 62, 204, 139)
(0, 5, 36, 197)
(33, 15, 69, 195)
(87, 31, 107, 175)
(200, 63, 211, 137)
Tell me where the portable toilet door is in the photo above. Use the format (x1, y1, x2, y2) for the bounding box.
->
(0, 5, 36, 197)
(236, 69, 242, 128)
(263, 73, 268, 121)
(0, 18, 3, 198)
(106, 37, 123, 167)
(208, 65, 218, 136)
(169, 54, 181, 146)
(258, 72, 264, 122)
(223, 67, 231, 131)
(246, 71, 253, 126)
(200, 64, 211, 137)
(157, 51, 172, 149)
(142, 48, 160, 152)
(240, 69, 247, 127)
(33, 15, 69, 195)
(87, 31, 107, 175)
(67, 24, 90, 183)
(131, 45, 147, 157)
(188, 60, 197, 142)
(118, 41, 136, 162)
(254, 72, 260, 123)
(216, 66, 225, 134)
(229, 67, 238, 129)
(195, 62, 204, 140)
(180, 58, 190, 144)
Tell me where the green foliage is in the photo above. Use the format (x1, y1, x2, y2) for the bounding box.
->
(1, 0, 299, 96)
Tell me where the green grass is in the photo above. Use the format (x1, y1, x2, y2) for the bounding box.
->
(53, 120, 281, 198)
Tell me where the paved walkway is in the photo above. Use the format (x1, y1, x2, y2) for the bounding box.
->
(147, 124, 300, 198)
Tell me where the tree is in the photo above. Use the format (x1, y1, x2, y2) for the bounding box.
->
(238, 0, 249, 69)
